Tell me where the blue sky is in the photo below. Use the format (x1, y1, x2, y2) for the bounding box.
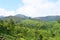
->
(0, 0, 23, 11)
(0, 0, 60, 17)
(48, 0, 57, 2)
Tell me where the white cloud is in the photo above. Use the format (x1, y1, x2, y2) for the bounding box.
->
(0, 0, 60, 17)
(16, 0, 60, 17)
(0, 8, 15, 16)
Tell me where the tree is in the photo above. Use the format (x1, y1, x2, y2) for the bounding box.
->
(57, 18, 60, 23)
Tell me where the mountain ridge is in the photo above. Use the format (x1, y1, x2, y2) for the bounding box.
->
(0, 14, 60, 21)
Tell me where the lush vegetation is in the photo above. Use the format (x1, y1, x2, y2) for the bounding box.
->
(0, 18, 60, 40)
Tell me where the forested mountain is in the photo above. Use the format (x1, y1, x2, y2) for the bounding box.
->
(0, 14, 60, 40)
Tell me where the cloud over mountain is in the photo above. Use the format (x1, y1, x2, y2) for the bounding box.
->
(0, 0, 60, 17)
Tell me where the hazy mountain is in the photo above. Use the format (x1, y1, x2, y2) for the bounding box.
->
(0, 14, 29, 22)
(0, 14, 60, 21)
(15, 14, 28, 18)
(0, 16, 4, 18)
(33, 16, 60, 21)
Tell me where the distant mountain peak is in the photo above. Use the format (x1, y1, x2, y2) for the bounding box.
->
(15, 14, 28, 18)
(0, 16, 4, 18)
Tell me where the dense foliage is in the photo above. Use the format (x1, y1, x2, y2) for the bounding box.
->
(0, 18, 60, 40)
